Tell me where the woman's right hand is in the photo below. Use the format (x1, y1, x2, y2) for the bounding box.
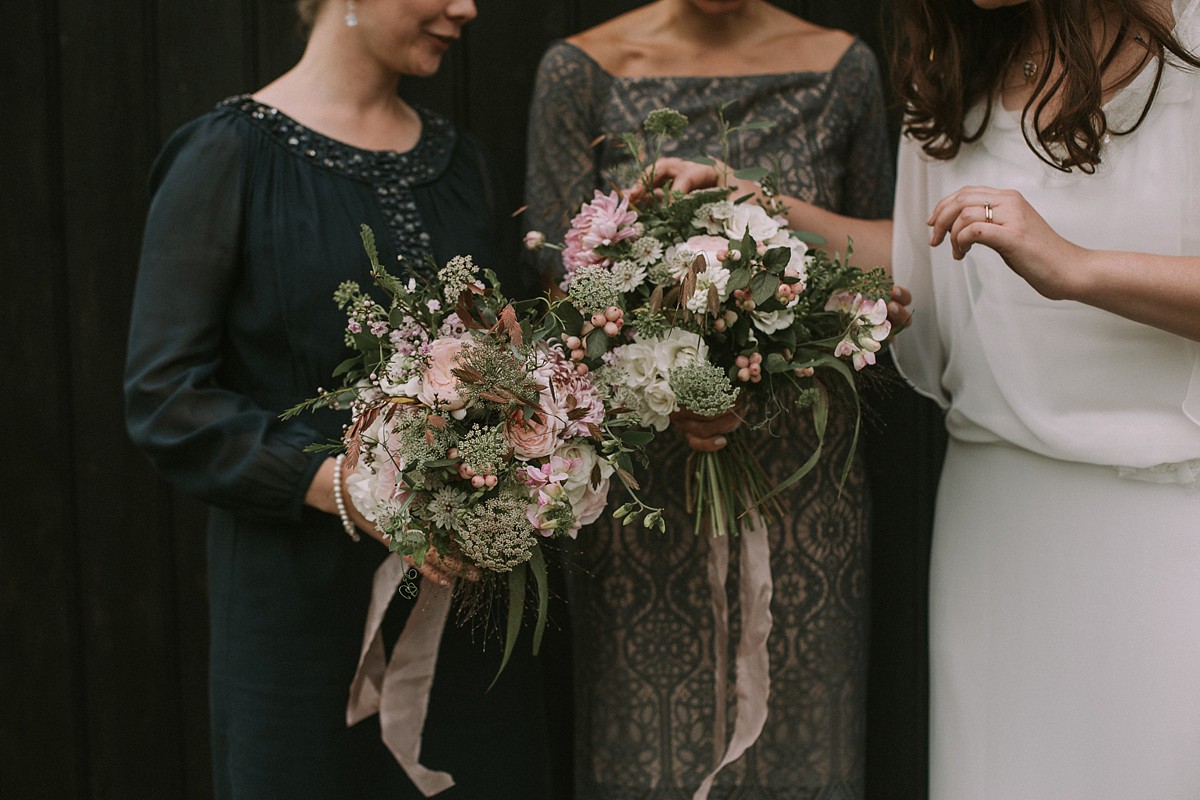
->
(628, 156, 757, 202)
(307, 457, 479, 586)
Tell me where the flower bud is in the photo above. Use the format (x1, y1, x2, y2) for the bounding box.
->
(523, 230, 546, 251)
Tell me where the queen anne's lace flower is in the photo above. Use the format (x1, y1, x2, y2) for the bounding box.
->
(567, 264, 621, 315)
(438, 255, 482, 304)
(669, 361, 739, 416)
(456, 493, 539, 572)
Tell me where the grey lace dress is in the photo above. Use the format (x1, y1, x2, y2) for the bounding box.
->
(524, 40, 894, 800)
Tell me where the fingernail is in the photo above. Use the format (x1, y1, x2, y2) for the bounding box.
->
(714, 437, 727, 449)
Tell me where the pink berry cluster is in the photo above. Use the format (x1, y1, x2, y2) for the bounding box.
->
(734, 352, 763, 384)
(566, 306, 626, 376)
(449, 446, 500, 489)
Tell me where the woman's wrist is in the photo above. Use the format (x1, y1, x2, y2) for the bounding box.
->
(332, 454, 361, 542)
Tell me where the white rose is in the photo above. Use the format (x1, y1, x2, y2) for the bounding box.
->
(651, 328, 709, 373)
(724, 203, 781, 242)
(613, 341, 660, 389)
(553, 442, 616, 530)
(345, 417, 410, 522)
(750, 309, 796, 334)
(643, 379, 679, 420)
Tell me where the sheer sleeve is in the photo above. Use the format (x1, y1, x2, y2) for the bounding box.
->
(124, 114, 325, 523)
(523, 41, 610, 280)
(838, 42, 895, 221)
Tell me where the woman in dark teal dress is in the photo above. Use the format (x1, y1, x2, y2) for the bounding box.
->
(124, 1, 549, 797)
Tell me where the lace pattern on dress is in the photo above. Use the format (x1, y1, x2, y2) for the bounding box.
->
(528, 39, 894, 799)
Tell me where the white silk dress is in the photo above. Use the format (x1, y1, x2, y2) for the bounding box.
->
(891, 1, 1200, 797)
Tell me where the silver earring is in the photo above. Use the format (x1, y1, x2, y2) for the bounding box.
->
(344, 0, 358, 27)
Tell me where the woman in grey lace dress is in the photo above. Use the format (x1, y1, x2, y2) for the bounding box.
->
(524, 2, 894, 798)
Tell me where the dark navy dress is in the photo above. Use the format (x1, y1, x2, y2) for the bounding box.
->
(125, 97, 550, 800)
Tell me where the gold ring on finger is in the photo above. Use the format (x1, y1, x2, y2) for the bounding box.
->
(983, 202, 994, 223)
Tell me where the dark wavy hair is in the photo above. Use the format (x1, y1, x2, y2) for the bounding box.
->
(892, 0, 1200, 172)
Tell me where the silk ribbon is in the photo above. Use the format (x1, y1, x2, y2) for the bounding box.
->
(347, 554, 456, 796)
(693, 511, 774, 799)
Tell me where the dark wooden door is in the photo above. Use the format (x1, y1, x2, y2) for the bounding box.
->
(0, 2, 937, 797)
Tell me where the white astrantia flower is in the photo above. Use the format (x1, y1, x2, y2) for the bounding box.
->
(628, 235, 663, 267)
(685, 263, 731, 313)
(610, 259, 649, 293)
(692, 200, 735, 235)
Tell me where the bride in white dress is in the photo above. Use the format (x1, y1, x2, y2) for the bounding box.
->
(889, 0, 1200, 796)
(640, 0, 1200, 793)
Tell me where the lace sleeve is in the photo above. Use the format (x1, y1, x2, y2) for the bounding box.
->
(838, 41, 896, 220)
(524, 41, 610, 280)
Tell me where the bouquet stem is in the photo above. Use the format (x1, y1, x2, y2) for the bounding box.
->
(685, 434, 782, 538)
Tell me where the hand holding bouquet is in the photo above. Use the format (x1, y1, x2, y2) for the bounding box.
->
(288, 226, 648, 670)
(530, 109, 896, 537)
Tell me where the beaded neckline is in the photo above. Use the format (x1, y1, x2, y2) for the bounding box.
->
(217, 94, 455, 187)
(218, 94, 457, 274)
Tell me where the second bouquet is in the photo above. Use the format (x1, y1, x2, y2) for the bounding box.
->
(535, 111, 894, 539)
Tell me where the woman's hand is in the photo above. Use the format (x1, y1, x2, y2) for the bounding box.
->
(888, 284, 913, 334)
(670, 402, 745, 453)
(927, 185, 1088, 301)
(627, 156, 758, 203)
(307, 457, 479, 586)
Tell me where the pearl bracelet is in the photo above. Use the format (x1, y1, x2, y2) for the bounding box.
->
(333, 454, 361, 542)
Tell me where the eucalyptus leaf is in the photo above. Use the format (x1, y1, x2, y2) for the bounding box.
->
(732, 166, 771, 181)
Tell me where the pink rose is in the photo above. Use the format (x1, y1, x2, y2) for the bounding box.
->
(506, 399, 567, 460)
(417, 337, 467, 411)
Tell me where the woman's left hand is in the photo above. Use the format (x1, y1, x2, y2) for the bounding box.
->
(927, 185, 1089, 301)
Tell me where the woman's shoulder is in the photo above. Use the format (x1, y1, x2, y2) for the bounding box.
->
(150, 99, 255, 187)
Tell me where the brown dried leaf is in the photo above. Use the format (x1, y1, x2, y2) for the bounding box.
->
(455, 293, 484, 329)
(615, 466, 641, 491)
(498, 304, 523, 347)
(650, 284, 664, 313)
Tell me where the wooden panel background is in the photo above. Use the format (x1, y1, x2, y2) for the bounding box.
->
(0, 1, 942, 797)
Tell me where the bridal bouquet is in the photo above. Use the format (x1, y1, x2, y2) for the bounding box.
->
(288, 226, 646, 669)
(534, 110, 894, 537)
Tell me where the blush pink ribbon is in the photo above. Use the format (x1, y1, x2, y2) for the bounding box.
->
(693, 511, 774, 800)
(347, 554, 456, 797)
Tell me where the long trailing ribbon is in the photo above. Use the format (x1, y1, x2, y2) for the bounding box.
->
(693, 511, 774, 800)
(347, 554, 456, 797)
